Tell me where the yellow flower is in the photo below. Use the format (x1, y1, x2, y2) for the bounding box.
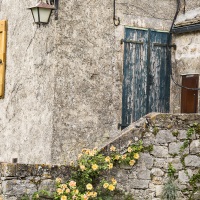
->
(108, 184, 115, 191)
(61, 196, 67, 200)
(55, 177, 62, 183)
(129, 160, 135, 166)
(82, 194, 88, 200)
(75, 189, 79, 194)
(105, 156, 111, 162)
(133, 153, 140, 159)
(92, 164, 98, 171)
(81, 148, 87, 153)
(122, 154, 127, 160)
(91, 192, 97, 197)
(57, 188, 63, 195)
(87, 192, 93, 197)
(127, 147, 132, 153)
(85, 149, 90, 155)
(86, 183, 93, 190)
(108, 163, 113, 169)
(110, 145, 116, 152)
(78, 153, 83, 159)
(115, 155, 120, 160)
(80, 164, 86, 171)
(35, 194, 39, 199)
(111, 178, 117, 185)
(70, 161, 74, 166)
(103, 182, 109, 188)
(69, 180, 76, 187)
(65, 188, 70, 193)
(61, 184, 67, 189)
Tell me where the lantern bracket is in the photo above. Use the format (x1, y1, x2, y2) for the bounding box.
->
(49, 0, 59, 20)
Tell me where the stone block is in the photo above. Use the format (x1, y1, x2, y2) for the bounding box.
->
(152, 176, 164, 185)
(153, 158, 168, 169)
(155, 185, 163, 197)
(178, 130, 187, 140)
(151, 168, 164, 177)
(2, 180, 37, 196)
(178, 170, 192, 184)
(190, 140, 200, 154)
(136, 169, 151, 180)
(137, 153, 153, 169)
(169, 142, 189, 154)
(151, 146, 168, 158)
(16, 164, 34, 177)
(128, 179, 150, 189)
(185, 155, 200, 167)
(0, 163, 16, 177)
(155, 130, 176, 144)
(38, 179, 55, 193)
(169, 157, 183, 170)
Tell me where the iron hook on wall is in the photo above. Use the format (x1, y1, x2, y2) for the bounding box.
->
(113, 0, 120, 26)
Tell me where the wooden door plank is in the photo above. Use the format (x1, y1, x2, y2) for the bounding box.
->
(181, 75, 199, 113)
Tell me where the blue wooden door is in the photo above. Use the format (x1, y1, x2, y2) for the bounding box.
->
(121, 28, 170, 127)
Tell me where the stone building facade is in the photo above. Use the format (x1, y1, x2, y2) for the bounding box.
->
(0, 0, 199, 165)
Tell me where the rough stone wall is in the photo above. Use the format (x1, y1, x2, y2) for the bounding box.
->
(0, 113, 199, 200)
(0, 0, 179, 164)
(0, 163, 71, 200)
(105, 113, 200, 200)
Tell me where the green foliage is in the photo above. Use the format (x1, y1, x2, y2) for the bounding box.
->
(188, 169, 200, 200)
(153, 127, 159, 135)
(32, 190, 53, 200)
(162, 163, 178, 200)
(168, 163, 176, 178)
(172, 130, 179, 137)
(161, 178, 178, 200)
(143, 144, 153, 152)
(21, 195, 30, 200)
(178, 123, 200, 200)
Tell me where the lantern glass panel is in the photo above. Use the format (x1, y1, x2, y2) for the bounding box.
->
(32, 8, 39, 23)
(39, 8, 52, 23)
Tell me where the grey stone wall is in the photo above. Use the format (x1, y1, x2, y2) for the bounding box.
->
(105, 113, 200, 200)
(0, 113, 199, 200)
(0, 162, 71, 200)
(0, 0, 179, 164)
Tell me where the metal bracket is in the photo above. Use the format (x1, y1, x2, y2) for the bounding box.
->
(121, 39, 143, 45)
(50, 0, 59, 20)
(113, 0, 120, 26)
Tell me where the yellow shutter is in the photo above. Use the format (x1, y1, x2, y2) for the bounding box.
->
(0, 20, 7, 98)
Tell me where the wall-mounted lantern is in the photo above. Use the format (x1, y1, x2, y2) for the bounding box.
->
(29, 0, 59, 25)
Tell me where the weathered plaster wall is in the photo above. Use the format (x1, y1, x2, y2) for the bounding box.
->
(51, 0, 178, 164)
(171, 33, 200, 113)
(0, 0, 179, 164)
(0, 113, 199, 200)
(0, 0, 55, 164)
(171, 1, 200, 113)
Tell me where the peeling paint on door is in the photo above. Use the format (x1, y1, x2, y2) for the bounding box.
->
(122, 28, 170, 127)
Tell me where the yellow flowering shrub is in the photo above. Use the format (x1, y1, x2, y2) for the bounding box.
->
(33, 140, 143, 200)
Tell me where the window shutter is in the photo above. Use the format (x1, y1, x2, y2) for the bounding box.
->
(0, 20, 7, 98)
